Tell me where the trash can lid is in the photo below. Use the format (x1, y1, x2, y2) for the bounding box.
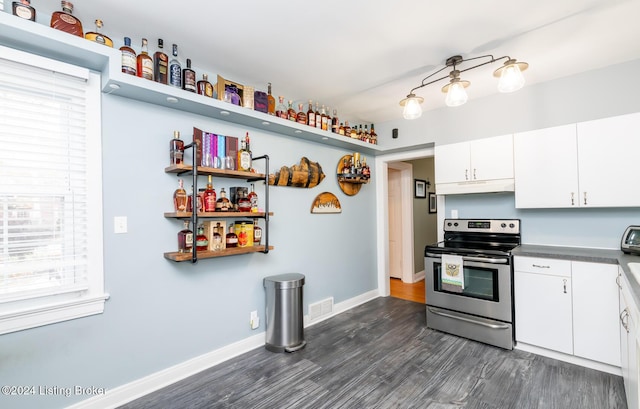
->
(264, 273, 305, 289)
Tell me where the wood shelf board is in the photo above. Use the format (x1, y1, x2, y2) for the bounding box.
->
(164, 211, 273, 218)
(164, 245, 274, 261)
(164, 164, 266, 180)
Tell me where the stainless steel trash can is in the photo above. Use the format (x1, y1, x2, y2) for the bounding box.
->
(263, 273, 306, 353)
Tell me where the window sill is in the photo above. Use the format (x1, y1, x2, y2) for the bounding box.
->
(0, 293, 110, 335)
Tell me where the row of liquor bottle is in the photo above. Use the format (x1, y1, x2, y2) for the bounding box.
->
(170, 130, 253, 172)
(177, 219, 262, 254)
(173, 177, 260, 214)
(340, 153, 371, 179)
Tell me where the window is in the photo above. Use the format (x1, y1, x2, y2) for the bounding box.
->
(0, 45, 106, 335)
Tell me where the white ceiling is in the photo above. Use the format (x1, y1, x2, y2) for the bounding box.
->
(36, 0, 640, 124)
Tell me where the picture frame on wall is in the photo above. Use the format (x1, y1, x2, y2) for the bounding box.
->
(429, 192, 437, 213)
(414, 179, 427, 198)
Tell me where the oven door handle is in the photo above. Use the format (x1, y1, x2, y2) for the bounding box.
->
(425, 253, 509, 264)
(428, 307, 511, 330)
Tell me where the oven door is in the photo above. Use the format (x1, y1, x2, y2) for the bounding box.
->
(425, 254, 513, 323)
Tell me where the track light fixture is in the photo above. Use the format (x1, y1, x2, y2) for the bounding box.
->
(399, 54, 529, 119)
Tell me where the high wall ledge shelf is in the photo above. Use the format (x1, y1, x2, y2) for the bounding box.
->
(0, 13, 386, 156)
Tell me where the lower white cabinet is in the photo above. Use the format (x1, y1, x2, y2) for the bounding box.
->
(619, 269, 639, 409)
(514, 256, 620, 366)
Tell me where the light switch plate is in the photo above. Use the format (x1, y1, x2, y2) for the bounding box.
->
(114, 216, 127, 234)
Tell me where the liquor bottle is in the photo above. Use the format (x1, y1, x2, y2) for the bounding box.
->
(248, 183, 258, 212)
(307, 100, 315, 128)
(211, 222, 224, 251)
(85, 19, 113, 47)
(168, 44, 182, 88)
(120, 37, 137, 76)
(276, 96, 287, 119)
(203, 175, 216, 212)
(237, 222, 250, 247)
(325, 106, 332, 131)
(321, 105, 328, 131)
(136, 38, 153, 80)
(173, 179, 188, 212)
(314, 102, 321, 129)
(267, 83, 276, 116)
(338, 122, 345, 136)
(169, 130, 184, 165)
(296, 103, 307, 125)
(238, 132, 252, 171)
(332, 109, 339, 133)
(195, 224, 209, 252)
(341, 158, 350, 175)
(50, 1, 83, 37)
(370, 123, 377, 145)
(287, 100, 296, 122)
(350, 124, 358, 139)
(357, 124, 363, 140)
(153, 39, 168, 84)
(363, 125, 370, 143)
(177, 220, 193, 253)
(344, 121, 351, 137)
(197, 74, 214, 97)
(182, 58, 196, 93)
(237, 190, 251, 212)
(225, 225, 238, 248)
(253, 219, 262, 246)
(12, 0, 36, 21)
(186, 185, 201, 213)
(362, 156, 371, 179)
(216, 188, 231, 212)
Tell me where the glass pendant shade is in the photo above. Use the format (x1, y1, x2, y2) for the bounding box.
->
(401, 94, 423, 120)
(444, 81, 469, 107)
(495, 59, 528, 93)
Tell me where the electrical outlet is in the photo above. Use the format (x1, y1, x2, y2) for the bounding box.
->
(250, 310, 259, 330)
(451, 210, 458, 219)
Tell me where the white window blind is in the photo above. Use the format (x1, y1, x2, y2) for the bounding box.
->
(0, 45, 106, 333)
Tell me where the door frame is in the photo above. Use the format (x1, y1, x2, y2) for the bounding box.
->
(387, 161, 414, 283)
(375, 147, 443, 296)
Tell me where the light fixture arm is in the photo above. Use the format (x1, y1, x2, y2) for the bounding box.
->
(408, 54, 514, 95)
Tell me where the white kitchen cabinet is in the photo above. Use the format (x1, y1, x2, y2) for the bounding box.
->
(514, 124, 578, 208)
(435, 134, 514, 194)
(572, 261, 620, 366)
(577, 112, 640, 207)
(514, 257, 573, 354)
(619, 268, 639, 409)
(514, 112, 640, 208)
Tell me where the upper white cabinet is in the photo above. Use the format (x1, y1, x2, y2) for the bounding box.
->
(514, 112, 640, 208)
(435, 134, 514, 194)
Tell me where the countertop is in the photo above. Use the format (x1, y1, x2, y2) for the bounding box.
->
(513, 244, 640, 310)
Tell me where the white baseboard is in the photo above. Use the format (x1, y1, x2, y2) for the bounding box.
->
(413, 270, 425, 283)
(515, 342, 621, 376)
(68, 290, 380, 409)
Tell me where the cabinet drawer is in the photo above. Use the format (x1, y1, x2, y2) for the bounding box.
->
(514, 256, 571, 277)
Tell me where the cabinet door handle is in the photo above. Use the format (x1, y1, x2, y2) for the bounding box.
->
(563, 279, 567, 294)
(532, 264, 550, 269)
(473, 168, 477, 180)
(465, 169, 469, 180)
(620, 308, 629, 332)
(616, 274, 621, 289)
(571, 192, 575, 206)
(583, 192, 587, 205)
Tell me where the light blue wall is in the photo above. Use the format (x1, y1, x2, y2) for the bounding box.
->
(0, 93, 377, 409)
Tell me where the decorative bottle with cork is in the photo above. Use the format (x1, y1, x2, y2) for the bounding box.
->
(253, 219, 262, 246)
(153, 39, 169, 84)
(225, 225, 238, 248)
(120, 37, 137, 76)
(85, 19, 113, 47)
(203, 175, 216, 213)
(216, 188, 231, 212)
(173, 179, 187, 212)
(12, 0, 36, 22)
(169, 131, 184, 165)
(136, 38, 153, 80)
(50, 1, 83, 37)
(195, 224, 208, 252)
(247, 183, 258, 212)
(177, 220, 193, 253)
(267, 83, 276, 115)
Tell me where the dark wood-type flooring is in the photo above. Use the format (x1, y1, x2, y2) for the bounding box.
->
(120, 297, 627, 409)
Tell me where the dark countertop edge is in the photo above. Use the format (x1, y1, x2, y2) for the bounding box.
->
(513, 244, 640, 311)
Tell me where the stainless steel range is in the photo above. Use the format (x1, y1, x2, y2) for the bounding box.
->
(424, 219, 521, 350)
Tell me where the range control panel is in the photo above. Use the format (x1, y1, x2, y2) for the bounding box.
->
(444, 219, 520, 234)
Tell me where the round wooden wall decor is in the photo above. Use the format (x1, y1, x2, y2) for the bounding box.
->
(336, 154, 369, 196)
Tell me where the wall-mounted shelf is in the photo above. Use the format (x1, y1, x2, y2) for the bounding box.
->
(164, 164, 266, 181)
(164, 246, 274, 261)
(164, 211, 273, 219)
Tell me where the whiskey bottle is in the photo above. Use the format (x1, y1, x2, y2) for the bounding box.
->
(186, 185, 201, 213)
(276, 96, 288, 119)
(296, 103, 307, 125)
(247, 183, 258, 212)
(321, 105, 328, 131)
(344, 121, 351, 137)
(287, 100, 297, 122)
(237, 132, 252, 171)
(12, 0, 36, 21)
(363, 125, 370, 143)
(153, 39, 168, 84)
(120, 37, 137, 76)
(253, 219, 262, 246)
(338, 122, 345, 136)
(362, 156, 371, 179)
(314, 102, 322, 129)
(136, 38, 154, 80)
(50, 1, 83, 37)
(203, 175, 217, 212)
(169, 130, 184, 165)
(307, 100, 316, 128)
(267, 83, 276, 116)
(173, 179, 188, 212)
(197, 74, 214, 97)
(237, 190, 251, 212)
(195, 224, 209, 252)
(350, 123, 358, 139)
(178, 220, 193, 253)
(168, 44, 182, 88)
(225, 225, 238, 248)
(325, 106, 332, 131)
(182, 58, 196, 92)
(332, 109, 339, 133)
(216, 188, 231, 212)
(85, 19, 113, 47)
(370, 123, 377, 145)
(211, 223, 224, 251)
